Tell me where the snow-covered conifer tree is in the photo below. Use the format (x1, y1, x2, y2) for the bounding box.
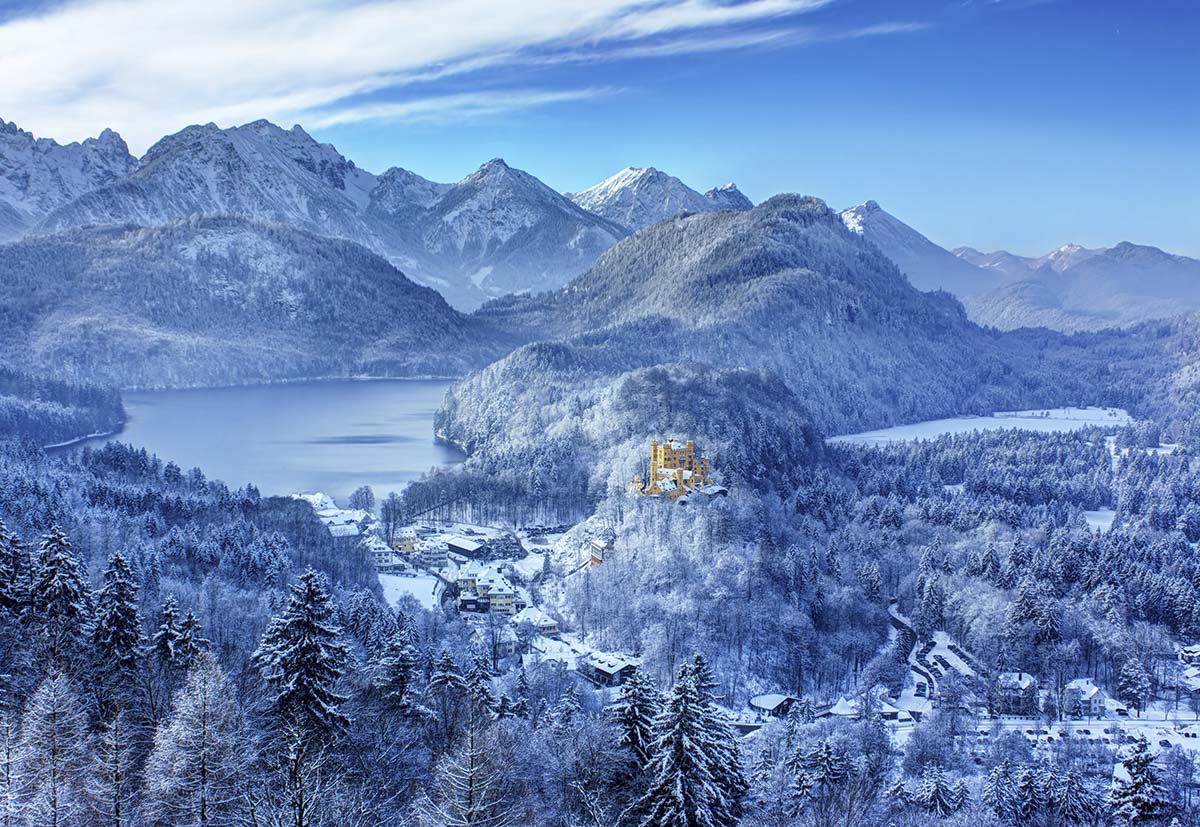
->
(253, 568, 352, 737)
(612, 669, 660, 767)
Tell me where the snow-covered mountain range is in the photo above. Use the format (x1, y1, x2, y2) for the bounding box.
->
(569, 166, 752, 231)
(959, 241, 1200, 331)
(0, 117, 756, 310)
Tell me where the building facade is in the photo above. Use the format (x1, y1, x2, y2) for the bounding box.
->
(630, 437, 715, 502)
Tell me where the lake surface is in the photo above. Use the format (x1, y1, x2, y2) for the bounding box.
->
(63, 380, 463, 505)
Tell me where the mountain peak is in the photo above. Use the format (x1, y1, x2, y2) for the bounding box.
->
(839, 200, 885, 235)
(572, 165, 740, 231)
(705, 182, 753, 211)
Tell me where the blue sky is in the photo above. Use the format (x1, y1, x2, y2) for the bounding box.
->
(0, 0, 1196, 256)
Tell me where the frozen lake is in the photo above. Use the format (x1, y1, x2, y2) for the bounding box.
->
(60, 379, 463, 504)
(829, 407, 1133, 446)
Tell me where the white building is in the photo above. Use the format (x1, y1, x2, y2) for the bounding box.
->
(362, 535, 397, 568)
(511, 606, 559, 636)
(1064, 677, 1107, 718)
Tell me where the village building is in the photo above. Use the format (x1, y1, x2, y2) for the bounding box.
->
(1180, 643, 1200, 664)
(362, 534, 397, 568)
(391, 527, 418, 553)
(1064, 677, 1107, 718)
(749, 693, 800, 719)
(589, 527, 616, 566)
(578, 652, 640, 687)
(457, 563, 526, 617)
(629, 438, 715, 502)
(447, 535, 486, 559)
(511, 606, 559, 636)
(413, 538, 448, 570)
(996, 672, 1039, 714)
(471, 623, 520, 659)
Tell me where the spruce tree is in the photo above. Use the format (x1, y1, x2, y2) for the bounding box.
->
(1110, 736, 1171, 824)
(465, 650, 496, 715)
(426, 650, 468, 751)
(27, 526, 91, 672)
(511, 668, 531, 719)
(1053, 768, 1100, 825)
(91, 552, 143, 711)
(911, 764, 964, 816)
(982, 760, 1017, 821)
(151, 596, 184, 670)
(253, 569, 352, 737)
(689, 654, 747, 821)
(375, 632, 421, 711)
(143, 654, 253, 826)
(176, 611, 207, 671)
(1117, 657, 1153, 717)
(638, 666, 730, 827)
(612, 669, 660, 767)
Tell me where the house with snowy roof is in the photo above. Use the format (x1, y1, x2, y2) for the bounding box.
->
(511, 606, 559, 636)
(1064, 677, 1107, 718)
(749, 693, 800, 719)
(457, 563, 525, 616)
(578, 652, 639, 687)
(447, 535, 486, 559)
(362, 534, 397, 568)
(996, 672, 1039, 714)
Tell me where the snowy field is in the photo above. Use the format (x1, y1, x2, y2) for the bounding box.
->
(379, 572, 442, 611)
(829, 407, 1133, 446)
(1083, 508, 1117, 531)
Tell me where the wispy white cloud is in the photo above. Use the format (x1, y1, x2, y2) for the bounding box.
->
(305, 87, 622, 129)
(0, 0, 914, 152)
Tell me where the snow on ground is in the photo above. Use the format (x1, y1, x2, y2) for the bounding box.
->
(829, 407, 1132, 446)
(929, 631, 978, 678)
(1083, 508, 1117, 532)
(511, 552, 545, 580)
(379, 572, 442, 611)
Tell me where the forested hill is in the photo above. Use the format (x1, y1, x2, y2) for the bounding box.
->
(0, 367, 125, 446)
(0, 217, 514, 388)
(449, 196, 1169, 493)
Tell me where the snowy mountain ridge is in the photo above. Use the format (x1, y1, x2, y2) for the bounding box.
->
(0, 118, 135, 241)
(839, 200, 999, 298)
(958, 240, 1200, 331)
(570, 166, 752, 231)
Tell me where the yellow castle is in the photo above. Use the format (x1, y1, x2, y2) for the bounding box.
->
(630, 438, 714, 501)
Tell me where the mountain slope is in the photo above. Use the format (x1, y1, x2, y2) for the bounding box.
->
(840, 200, 998, 297)
(0, 118, 134, 241)
(0, 217, 509, 387)
(450, 196, 1131, 490)
(38, 120, 378, 247)
(966, 242, 1200, 331)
